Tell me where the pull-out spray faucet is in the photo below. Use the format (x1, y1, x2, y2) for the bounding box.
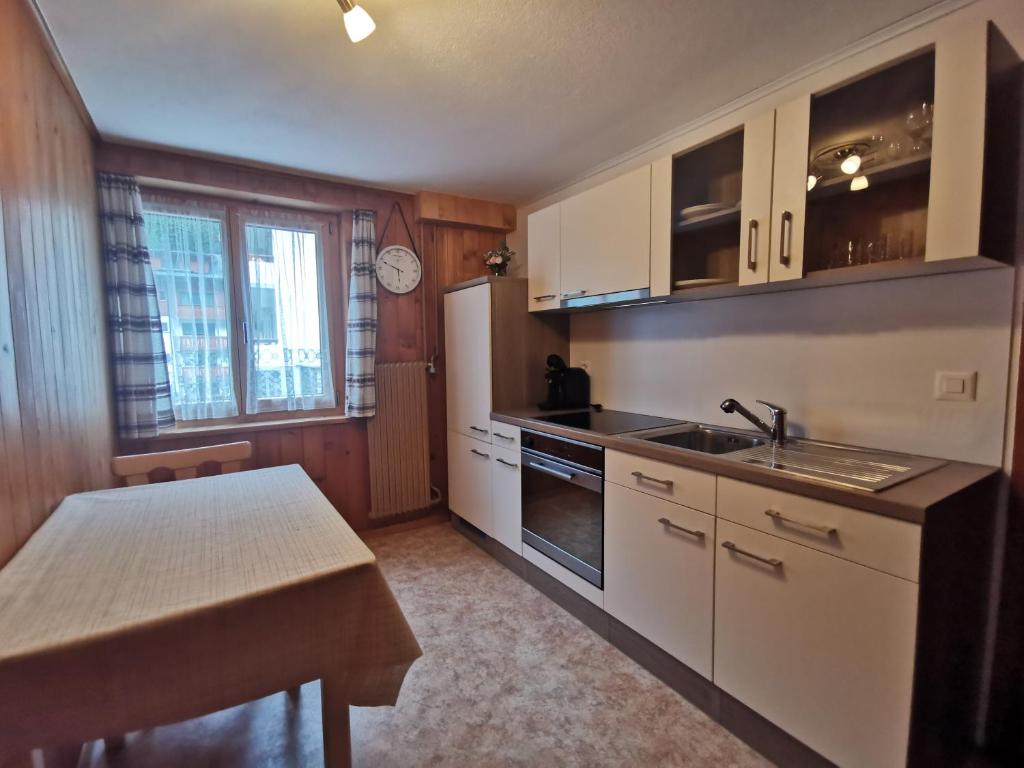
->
(720, 398, 787, 444)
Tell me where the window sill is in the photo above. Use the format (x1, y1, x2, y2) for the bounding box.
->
(139, 414, 355, 441)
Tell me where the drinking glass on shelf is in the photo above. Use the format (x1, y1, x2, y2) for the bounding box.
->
(887, 138, 906, 161)
(906, 102, 934, 152)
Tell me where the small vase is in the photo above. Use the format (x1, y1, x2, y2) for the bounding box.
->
(488, 263, 508, 277)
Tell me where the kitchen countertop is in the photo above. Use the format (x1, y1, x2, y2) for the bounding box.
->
(492, 408, 1000, 524)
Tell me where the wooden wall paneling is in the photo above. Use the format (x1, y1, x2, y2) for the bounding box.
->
(0, 0, 114, 566)
(414, 190, 516, 232)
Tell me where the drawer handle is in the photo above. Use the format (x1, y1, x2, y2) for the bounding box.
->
(764, 509, 837, 536)
(469, 425, 489, 435)
(722, 540, 783, 568)
(533, 294, 557, 301)
(631, 470, 674, 489)
(470, 448, 490, 458)
(527, 461, 576, 481)
(496, 457, 519, 469)
(493, 432, 516, 442)
(658, 517, 705, 539)
(746, 219, 758, 270)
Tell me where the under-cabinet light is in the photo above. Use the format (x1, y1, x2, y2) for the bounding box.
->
(338, 0, 375, 42)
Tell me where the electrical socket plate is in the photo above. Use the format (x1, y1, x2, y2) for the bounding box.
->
(934, 371, 977, 402)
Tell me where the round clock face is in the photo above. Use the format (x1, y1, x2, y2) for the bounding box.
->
(375, 245, 422, 294)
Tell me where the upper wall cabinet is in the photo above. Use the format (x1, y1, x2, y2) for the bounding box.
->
(527, 202, 561, 312)
(559, 165, 652, 301)
(768, 20, 1018, 283)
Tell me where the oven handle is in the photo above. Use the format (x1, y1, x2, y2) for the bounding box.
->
(526, 461, 577, 482)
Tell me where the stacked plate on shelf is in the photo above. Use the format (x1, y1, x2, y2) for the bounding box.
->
(679, 202, 737, 220)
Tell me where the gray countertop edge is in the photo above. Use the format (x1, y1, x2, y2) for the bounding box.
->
(491, 409, 1000, 525)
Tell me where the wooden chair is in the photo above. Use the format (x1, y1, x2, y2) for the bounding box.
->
(111, 441, 253, 486)
(106, 440, 300, 756)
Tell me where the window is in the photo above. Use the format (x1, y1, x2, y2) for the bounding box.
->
(142, 192, 340, 423)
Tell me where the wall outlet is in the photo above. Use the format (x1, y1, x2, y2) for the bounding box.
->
(934, 371, 977, 402)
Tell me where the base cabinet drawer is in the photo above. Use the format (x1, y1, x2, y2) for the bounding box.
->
(490, 421, 521, 450)
(606, 449, 716, 512)
(490, 445, 522, 554)
(714, 519, 918, 768)
(447, 430, 493, 536)
(605, 483, 714, 679)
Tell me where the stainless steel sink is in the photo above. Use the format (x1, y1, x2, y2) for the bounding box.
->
(643, 427, 766, 455)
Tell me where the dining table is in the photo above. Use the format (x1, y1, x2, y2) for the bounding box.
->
(0, 464, 422, 767)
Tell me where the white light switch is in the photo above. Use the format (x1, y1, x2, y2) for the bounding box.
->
(935, 371, 977, 401)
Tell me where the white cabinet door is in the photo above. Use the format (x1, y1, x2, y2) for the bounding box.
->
(767, 95, 810, 283)
(443, 283, 492, 440)
(560, 165, 651, 299)
(447, 430, 493, 536)
(604, 483, 714, 679)
(714, 519, 918, 768)
(527, 203, 561, 312)
(490, 444, 522, 554)
(737, 110, 777, 286)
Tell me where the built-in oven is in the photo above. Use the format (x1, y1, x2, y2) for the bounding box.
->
(520, 429, 604, 588)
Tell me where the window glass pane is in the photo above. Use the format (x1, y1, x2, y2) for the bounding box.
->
(242, 219, 335, 414)
(143, 202, 239, 421)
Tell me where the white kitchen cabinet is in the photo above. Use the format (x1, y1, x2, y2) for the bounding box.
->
(526, 203, 561, 312)
(490, 444, 522, 554)
(714, 518, 918, 767)
(604, 483, 714, 679)
(444, 283, 492, 440)
(560, 164, 651, 300)
(447, 430, 494, 536)
(605, 449, 716, 513)
(489, 421, 521, 450)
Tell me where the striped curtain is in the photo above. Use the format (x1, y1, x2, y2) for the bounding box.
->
(345, 209, 378, 417)
(97, 173, 175, 439)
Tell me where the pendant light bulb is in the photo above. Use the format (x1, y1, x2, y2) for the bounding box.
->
(850, 175, 869, 192)
(840, 153, 862, 175)
(338, 1, 375, 43)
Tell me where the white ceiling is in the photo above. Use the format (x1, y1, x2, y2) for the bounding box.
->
(37, 0, 945, 204)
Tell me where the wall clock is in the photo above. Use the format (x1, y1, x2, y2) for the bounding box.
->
(375, 245, 422, 294)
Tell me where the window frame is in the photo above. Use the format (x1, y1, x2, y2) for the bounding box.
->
(141, 188, 346, 427)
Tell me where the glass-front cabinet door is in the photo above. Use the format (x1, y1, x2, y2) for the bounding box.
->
(768, 20, 1014, 282)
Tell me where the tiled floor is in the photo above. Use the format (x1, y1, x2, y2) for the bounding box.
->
(81, 521, 770, 767)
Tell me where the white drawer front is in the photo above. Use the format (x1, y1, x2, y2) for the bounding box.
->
(717, 477, 921, 581)
(447, 431, 493, 536)
(605, 483, 714, 679)
(714, 520, 917, 768)
(606, 449, 716, 513)
(490, 421, 521, 450)
(490, 445, 522, 554)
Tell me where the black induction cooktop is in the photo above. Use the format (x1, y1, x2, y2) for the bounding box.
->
(536, 409, 684, 435)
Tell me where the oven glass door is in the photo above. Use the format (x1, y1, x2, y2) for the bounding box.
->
(521, 452, 603, 588)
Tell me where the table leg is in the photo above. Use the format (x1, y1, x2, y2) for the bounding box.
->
(320, 677, 352, 768)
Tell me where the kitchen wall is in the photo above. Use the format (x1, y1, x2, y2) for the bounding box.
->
(0, 0, 115, 566)
(571, 268, 1014, 465)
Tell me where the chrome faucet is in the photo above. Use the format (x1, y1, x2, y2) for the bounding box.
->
(720, 398, 787, 444)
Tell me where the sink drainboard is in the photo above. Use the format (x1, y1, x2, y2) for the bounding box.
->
(732, 442, 947, 492)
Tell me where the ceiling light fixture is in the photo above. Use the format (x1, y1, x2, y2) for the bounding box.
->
(850, 175, 869, 192)
(839, 152, 862, 175)
(337, 0, 376, 43)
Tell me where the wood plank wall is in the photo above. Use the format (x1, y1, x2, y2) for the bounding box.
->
(102, 145, 509, 529)
(0, 0, 115, 566)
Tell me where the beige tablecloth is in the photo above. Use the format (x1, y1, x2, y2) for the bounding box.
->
(0, 465, 421, 752)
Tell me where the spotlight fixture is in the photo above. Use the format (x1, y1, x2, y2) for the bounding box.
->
(337, 0, 375, 43)
(850, 175, 869, 192)
(807, 174, 819, 192)
(839, 152, 862, 175)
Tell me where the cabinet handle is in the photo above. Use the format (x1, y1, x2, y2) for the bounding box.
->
(746, 219, 758, 270)
(469, 425, 489, 435)
(721, 540, 783, 568)
(658, 517, 705, 539)
(779, 210, 793, 266)
(527, 461, 576, 481)
(493, 432, 515, 442)
(496, 457, 519, 469)
(561, 289, 587, 298)
(470, 448, 490, 458)
(631, 470, 674, 489)
(532, 294, 557, 302)
(764, 509, 837, 536)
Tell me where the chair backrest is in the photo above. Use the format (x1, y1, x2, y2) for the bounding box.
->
(111, 441, 253, 486)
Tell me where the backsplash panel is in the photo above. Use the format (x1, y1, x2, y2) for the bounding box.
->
(570, 269, 1014, 466)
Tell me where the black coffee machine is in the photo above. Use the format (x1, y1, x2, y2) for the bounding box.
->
(538, 354, 590, 410)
